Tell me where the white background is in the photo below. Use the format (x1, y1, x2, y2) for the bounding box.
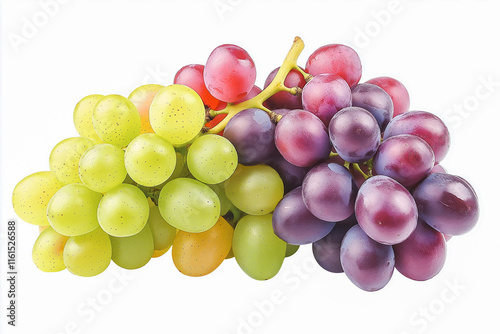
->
(1, 1, 499, 333)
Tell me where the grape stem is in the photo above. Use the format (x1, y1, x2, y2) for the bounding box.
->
(352, 163, 370, 180)
(205, 36, 307, 134)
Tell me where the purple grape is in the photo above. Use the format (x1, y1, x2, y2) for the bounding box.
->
(272, 187, 335, 245)
(373, 134, 435, 187)
(351, 83, 394, 131)
(340, 224, 395, 291)
(223, 108, 277, 165)
(274, 109, 331, 167)
(393, 219, 447, 281)
(302, 162, 357, 222)
(312, 215, 356, 273)
(413, 173, 479, 236)
(355, 175, 418, 245)
(430, 164, 447, 174)
(302, 74, 352, 126)
(263, 67, 306, 110)
(383, 110, 450, 163)
(267, 154, 309, 194)
(328, 107, 380, 163)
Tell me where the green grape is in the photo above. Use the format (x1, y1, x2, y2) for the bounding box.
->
(168, 146, 190, 181)
(208, 183, 231, 216)
(158, 178, 220, 233)
(285, 244, 300, 257)
(79, 143, 127, 193)
(49, 137, 95, 184)
(32, 227, 69, 272)
(224, 164, 284, 215)
(63, 227, 112, 277)
(92, 94, 140, 147)
(149, 84, 205, 147)
(12, 171, 64, 226)
(147, 206, 176, 251)
(187, 134, 238, 184)
(124, 133, 176, 187)
(110, 224, 154, 270)
(97, 184, 149, 237)
(128, 84, 164, 134)
(233, 214, 286, 280)
(47, 183, 102, 236)
(73, 94, 104, 142)
(223, 204, 244, 228)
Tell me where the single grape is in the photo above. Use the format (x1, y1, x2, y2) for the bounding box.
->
(224, 164, 284, 215)
(147, 206, 177, 252)
(413, 173, 479, 236)
(383, 110, 450, 163)
(233, 214, 286, 280)
(328, 107, 381, 163)
(312, 217, 356, 273)
(63, 227, 112, 277)
(285, 244, 300, 257)
(124, 133, 176, 187)
(174, 64, 220, 108)
(110, 224, 154, 270)
(32, 227, 69, 272)
(208, 183, 231, 216)
(272, 187, 335, 245)
(97, 184, 149, 237)
(49, 137, 95, 185)
(267, 154, 309, 194)
(128, 84, 164, 134)
(78, 143, 127, 193)
(366, 76, 410, 117)
(302, 162, 357, 222)
(172, 216, 233, 277)
(351, 83, 394, 131)
(223, 108, 277, 166)
(92, 94, 141, 147)
(340, 225, 395, 291)
(274, 109, 331, 167)
(47, 183, 102, 236)
(393, 219, 447, 281)
(149, 84, 205, 146)
(302, 74, 352, 126)
(158, 178, 220, 233)
(204, 44, 256, 102)
(431, 164, 447, 174)
(263, 67, 306, 110)
(187, 134, 238, 184)
(12, 171, 64, 226)
(305, 44, 362, 87)
(373, 134, 435, 187)
(355, 175, 418, 245)
(73, 94, 104, 142)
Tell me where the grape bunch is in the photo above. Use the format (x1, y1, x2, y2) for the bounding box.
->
(12, 37, 479, 291)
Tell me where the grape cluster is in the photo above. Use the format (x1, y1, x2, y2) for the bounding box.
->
(12, 37, 479, 291)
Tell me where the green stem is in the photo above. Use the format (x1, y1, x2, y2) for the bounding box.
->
(205, 36, 306, 134)
(352, 163, 370, 180)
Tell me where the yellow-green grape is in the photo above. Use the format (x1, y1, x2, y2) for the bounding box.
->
(208, 183, 231, 216)
(92, 94, 140, 147)
(32, 227, 69, 272)
(187, 134, 238, 184)
(233, 214, 287, 280)
(124, 133, 176, 187)
(73, 94, 104, 142)
(128, 84, 164, 134)
(224, 164, 284, 215)
(286, 244, 300, 257)
(12, 171, 64, 226)
(110, 224, 154, 270)
(168, 147, 190, 181)
(79, 143, 127, 193)
(47, 183, 102, 236)
(97, 184, 149, 237)
(149, 84, 205, 147)
(63, 227, 112, 277)
(49, 137, 95, 184)
(158, 178, 220, 233)
(147, 206, 176, 252)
